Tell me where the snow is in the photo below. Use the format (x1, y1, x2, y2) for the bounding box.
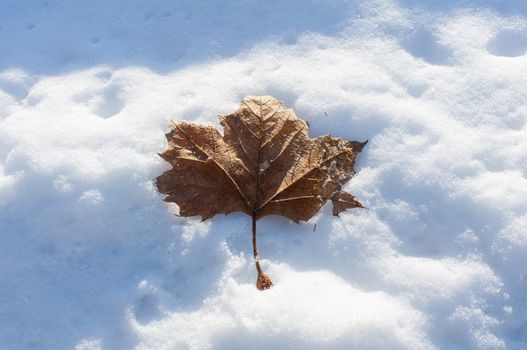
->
(1, 0, 527, 349)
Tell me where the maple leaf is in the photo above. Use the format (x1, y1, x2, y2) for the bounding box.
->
(157, 96, 366, 290)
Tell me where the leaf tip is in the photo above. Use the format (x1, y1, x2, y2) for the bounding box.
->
(352, 139, 368, 152)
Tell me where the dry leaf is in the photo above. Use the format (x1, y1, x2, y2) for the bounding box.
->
(157, 95, 366, 290)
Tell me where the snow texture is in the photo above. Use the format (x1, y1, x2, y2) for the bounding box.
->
(1, 0, 527, 349)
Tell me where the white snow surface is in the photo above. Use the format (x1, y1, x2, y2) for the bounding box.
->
(1, 1, 527, 349)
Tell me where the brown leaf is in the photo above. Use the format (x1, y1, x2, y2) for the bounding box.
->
(157, 95, 366, 289)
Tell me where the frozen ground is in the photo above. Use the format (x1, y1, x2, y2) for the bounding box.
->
(1, 0, 527, 349)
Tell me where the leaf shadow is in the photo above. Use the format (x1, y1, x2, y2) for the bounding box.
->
(218, 205, 388, 293)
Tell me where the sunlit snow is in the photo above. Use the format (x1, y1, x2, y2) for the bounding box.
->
(1, 1, 526, 349)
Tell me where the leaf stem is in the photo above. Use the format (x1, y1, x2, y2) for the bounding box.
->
(252, 211, 272, 290)
(252, 212, 262, 274)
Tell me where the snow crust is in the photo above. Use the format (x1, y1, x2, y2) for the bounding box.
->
(1, 1, 527, 349)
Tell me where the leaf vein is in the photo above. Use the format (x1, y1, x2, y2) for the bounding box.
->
(174, 123, 252, 209)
